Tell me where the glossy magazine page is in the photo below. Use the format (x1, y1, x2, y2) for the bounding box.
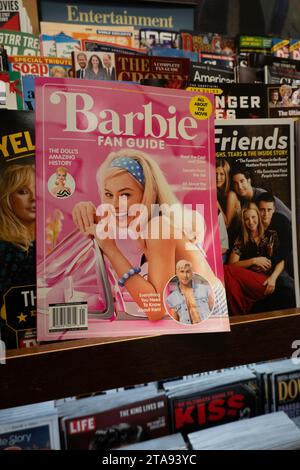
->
(215, 118, 299, 317)
(36, 78, 229, 340)
(0, 110, 37, 349)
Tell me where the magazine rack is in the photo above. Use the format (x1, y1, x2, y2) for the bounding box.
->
(1, 308, 300, 408)
(1, 0, 300, 410)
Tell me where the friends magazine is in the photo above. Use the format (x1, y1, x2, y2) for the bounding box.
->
(35, 78, 229, 340)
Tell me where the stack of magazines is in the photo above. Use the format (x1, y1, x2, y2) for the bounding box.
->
(57, 385, 169, 450)
(0, 401, 60, 450)
(187, 411, 300, 450)
(164, 368, 261, 436)
(122, 433, 187, 450)
(251, 358, 300, 416)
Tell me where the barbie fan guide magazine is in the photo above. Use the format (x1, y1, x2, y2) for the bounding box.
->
(35, 78, 229, 340)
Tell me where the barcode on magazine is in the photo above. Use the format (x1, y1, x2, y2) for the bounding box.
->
(48, 302, 88, 331)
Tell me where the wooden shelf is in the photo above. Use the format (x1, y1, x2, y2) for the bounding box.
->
(1, 309, 299, 409)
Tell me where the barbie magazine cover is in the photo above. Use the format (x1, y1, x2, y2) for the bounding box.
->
(35, 78, 229, 340)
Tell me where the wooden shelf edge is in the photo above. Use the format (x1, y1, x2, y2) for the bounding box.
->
(229, 307, 300, 324)
(5, 335, 158, 360)
(1, 309, 300, 409)
(6, 308, 300, 359)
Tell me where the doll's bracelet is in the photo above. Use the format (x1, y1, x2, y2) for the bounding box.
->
(118, 267, 141, 287)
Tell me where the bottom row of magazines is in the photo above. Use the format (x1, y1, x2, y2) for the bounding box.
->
(1, 358, 300, 450)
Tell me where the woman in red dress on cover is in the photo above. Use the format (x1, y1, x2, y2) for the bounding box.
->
(224, 202, 283, 315)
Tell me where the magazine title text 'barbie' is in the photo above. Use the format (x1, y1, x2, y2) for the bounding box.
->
(50, 92, 198, 142)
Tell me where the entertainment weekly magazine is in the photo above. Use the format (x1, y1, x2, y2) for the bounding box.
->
(36, 78, 229, 340)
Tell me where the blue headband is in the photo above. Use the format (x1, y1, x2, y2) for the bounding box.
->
(110, 157, 145, 186)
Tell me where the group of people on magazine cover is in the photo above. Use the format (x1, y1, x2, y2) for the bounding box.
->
(268, 85, 300, 108)
(216, 158, 295, 316)
(75, 52, 116, 81)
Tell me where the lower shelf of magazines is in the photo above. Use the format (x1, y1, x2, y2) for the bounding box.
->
(2, 308, 300, 409)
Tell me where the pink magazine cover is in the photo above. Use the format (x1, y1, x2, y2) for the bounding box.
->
(35, 78, 229, 340)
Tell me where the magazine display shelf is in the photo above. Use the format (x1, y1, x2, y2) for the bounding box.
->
(1, 308, 300, 409)
(1, 0, 299, 414)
